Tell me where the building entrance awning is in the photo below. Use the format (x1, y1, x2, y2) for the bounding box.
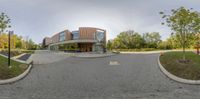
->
(49, 39, 98, 46)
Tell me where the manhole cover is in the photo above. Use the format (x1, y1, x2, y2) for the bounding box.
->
(109, 61, 120, 65)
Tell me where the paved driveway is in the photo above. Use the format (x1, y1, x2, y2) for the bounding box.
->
(0, 52, 200, 99)
(30, 50, 69, 64)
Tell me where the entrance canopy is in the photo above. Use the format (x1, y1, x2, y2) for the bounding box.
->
(49, 39, 98, 47)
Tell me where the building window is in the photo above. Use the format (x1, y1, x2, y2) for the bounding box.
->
(59, 32, 66, 42)
(72, 31, 79, 40)
(96, 30, 105, 42)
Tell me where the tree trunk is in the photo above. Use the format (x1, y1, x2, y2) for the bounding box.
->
(183, 43, 186, 60)
(182, 32, 186, 61)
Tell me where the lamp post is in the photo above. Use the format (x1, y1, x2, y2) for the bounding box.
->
(8, 31, 13, 67)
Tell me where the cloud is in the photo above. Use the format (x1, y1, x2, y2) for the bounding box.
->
(0, 0, 199, 43)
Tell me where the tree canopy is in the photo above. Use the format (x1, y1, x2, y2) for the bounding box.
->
(0, 12, 37, 50)
(160, 7, 200, 60)
(107, 31, 161, 50)
(0, 13, 11, 34)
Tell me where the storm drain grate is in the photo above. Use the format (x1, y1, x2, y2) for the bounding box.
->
(109, 61, 120, 65)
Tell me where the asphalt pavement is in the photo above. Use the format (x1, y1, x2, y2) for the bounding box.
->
(0, 51, 200, 99)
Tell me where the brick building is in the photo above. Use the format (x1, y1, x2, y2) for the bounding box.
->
(42, 27, 106, 52)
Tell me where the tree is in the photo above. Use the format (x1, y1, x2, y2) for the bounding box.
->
(27, 39, 36, 50)
(169, 32, 196, 49)
(107, 40, 112, 50)
(0, 33, 8, 48)
(0, 13, 11, 34)
(15, 36, 23, 49)
(158, 41, 173, 49)
(130, 32, 144, 48)
(160, 7, 200, 60)
(143, 32, 161, 48)
(112, 38, 121, 49)
(116, 30, 134, 48)
(113, 30, 144, 49)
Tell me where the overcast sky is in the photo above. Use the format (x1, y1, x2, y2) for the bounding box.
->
(0, 0, 200, 43)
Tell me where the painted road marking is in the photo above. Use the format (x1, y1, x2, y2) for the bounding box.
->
(109, 61, 120, 65)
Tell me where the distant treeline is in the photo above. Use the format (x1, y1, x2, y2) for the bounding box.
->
(0, 33, 38, 50)
(107, 30, 198, 50)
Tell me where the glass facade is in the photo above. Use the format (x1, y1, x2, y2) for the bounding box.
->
(96, 31, 105, 42)
(59, 32, 66, 42)
(72, 31, 79, 40)
(47, 28, 106, 52)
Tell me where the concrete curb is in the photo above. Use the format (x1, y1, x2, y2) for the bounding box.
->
(0, 53, 32, 64)
(120, 50, 194, 54)
(158, 54, 200, 84)
(0, 62, 33, 85)
(63, 53, 76, 57)
(12, 53, 26, 59)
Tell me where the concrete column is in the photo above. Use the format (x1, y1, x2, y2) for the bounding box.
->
(92, 44, 95, 52)
(48, 45, 51, 50)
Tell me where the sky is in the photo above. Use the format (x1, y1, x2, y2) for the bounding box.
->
(0, 0, 200, 43)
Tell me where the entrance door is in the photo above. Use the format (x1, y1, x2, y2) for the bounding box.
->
(79, 43, 93, 52)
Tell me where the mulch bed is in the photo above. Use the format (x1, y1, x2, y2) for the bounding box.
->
(17, 54, 31, 61)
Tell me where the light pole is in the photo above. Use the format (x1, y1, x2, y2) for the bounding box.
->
(8, 31, 13, 67)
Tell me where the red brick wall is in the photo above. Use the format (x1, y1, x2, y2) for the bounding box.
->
(51, 33, 59, 43)
(44, 37, 52, 46)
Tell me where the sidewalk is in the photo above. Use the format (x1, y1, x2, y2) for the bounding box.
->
(0, 53, 30, 64)
(30, 50, 69, 64)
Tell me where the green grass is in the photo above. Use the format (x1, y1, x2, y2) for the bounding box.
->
(0, 55, 28, 79)
(112, 48, 194, 52)
(114, 48, 161, 52)
(160, 51, 200, 80)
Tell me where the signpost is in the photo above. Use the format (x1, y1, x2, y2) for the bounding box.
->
(8, 31, 13, 67)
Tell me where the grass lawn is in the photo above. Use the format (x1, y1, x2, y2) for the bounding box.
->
(160, 51, 200, 80)
(0, 55, 28, 79)
(114, 48, 162, 52)
(0, 49, 35, 57)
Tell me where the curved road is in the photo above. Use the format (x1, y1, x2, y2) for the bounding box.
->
(0, 51, 200, 99)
